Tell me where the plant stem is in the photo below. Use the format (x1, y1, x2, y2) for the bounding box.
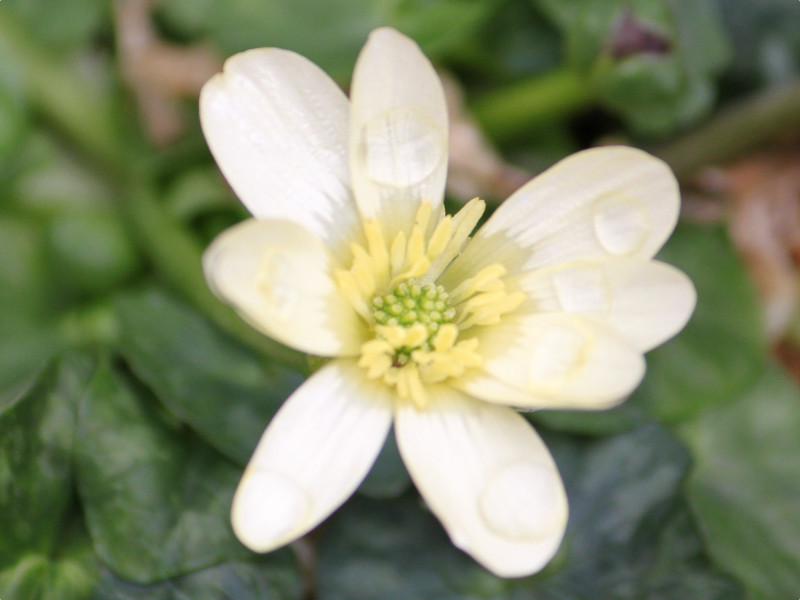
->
(653, 80, 800, 180)
(471, 69, 594, 142)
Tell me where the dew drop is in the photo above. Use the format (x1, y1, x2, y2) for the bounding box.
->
(257, 252, 295, 319)
(551, 265, 611, 315)
(592, 194, 650, 255)
(359, 106, 445, 188)
(528, 323, 592, 388)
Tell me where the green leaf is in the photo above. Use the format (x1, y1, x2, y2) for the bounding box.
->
(74, 359, 249, 583)
(530, 396, 645, 436)
(90, 559, 301, 600)
(0, 59, 27, 161)
(557, 424, 689, 560)
(113, 288, 303, 465)
(158, 0, 497, 81)
(0, 215, 53, 319)
(317, 493, 492, 600)
(535, 426, 742, 599)
(632, 223, 767, 422)
(3, 0, 106, 49)
(0, 522, 99, 600)
(46, 210, 141, 297)
(317, 426, 740, 599)
(719, 0, 800, 86)
(534, 0, 731, 136)
(0, 355, 93, 564)
(683, 366, 800, 600)
(358, 429, 410, 499)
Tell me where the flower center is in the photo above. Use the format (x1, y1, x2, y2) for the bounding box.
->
(335, 200, 524, 408)
(372, 281, 455, 340)
(369, 280, 458, 368)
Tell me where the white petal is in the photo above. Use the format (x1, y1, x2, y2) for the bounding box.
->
(349, 27, 449, 237)
(446, 146, 679, 280)
(395, 389, 567, 577)
(517, 259, 697, 351)
(200, 48, 361, 262)
(232, 360, 393, 553)
(455, 314, 645, 410)
(203, 219, 365, 356)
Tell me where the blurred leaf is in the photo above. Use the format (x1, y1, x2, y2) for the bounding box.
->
(0, 523, 99, 600)
(46, 210, 141, 297)
(0, 59, 27, 162)
(534, 0, 730, 136)
(358, 429, 410, 499)
(317, 493, 492, 600)
(158, 0, 498, 80)
(562, 425, 687, 546)
(74, 359, 249, 583)
(0, 355, 93, 563)
(469, 0, 562, 81)
(318, 425, 740, 599)
(531, 396, 645, 436)
(683, 366, 800, 600)
(12, 133, 114, 216)
(164, 167, 238, 223)
(114, 288, 303, 465)
(632, 223, 766, 422)
(388, 0, 499, 60)
(0, 215, 53, 318)
(719, 0, 800, 86)
(4, 0, 106, 49)
(535, 425, 741, 598)
(0, 326, 63, 395)
(90, 559, 301, 600)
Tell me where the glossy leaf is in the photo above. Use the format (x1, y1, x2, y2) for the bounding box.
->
(74, 360, 249, 583)
(0, 355, 93, 564)
(90, 559, 301, 600)
(317, 425, 741, 599)
(683, 366, 800, 600)
(0, 523, 98, 600)
(114, 288, 303, 465)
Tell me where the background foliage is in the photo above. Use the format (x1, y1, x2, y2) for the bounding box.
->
(1, 0, 799, 598)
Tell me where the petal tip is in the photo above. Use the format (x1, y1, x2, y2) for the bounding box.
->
(231, 469, 311, 553)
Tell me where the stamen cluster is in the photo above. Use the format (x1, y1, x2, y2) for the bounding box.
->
(371, 281, 455, 337)
(336, 200, 523, 407)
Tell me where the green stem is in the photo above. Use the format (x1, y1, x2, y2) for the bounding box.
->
(653, 80, 800, 181)
(471, 69, 594, 142)
(0, 11, 305, 371)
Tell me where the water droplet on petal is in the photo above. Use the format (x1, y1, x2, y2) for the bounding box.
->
(257, 252, 295, 318)
(552, 266, 611, 314)
(232, 470, 310, 552)
(528, 322, 592, 388)
(479, 462, 565, 540)
(359, 106, 445, 188)
(592, 194, 650, 255)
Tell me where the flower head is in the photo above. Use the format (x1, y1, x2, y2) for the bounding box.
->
(200, 27, 695, 577)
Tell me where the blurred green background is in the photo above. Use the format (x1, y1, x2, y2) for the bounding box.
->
(1, 0, 800, 598)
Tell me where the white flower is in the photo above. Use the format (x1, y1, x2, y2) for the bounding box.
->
(199, 27, 696, 577)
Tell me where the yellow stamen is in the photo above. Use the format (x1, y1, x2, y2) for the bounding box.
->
(334, 199, 524, 408)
